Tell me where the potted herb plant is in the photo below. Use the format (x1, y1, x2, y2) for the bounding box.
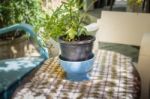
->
(44, 0, 96, 81)
(44, 0, 95, 61)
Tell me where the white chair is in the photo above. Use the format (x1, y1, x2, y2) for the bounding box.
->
(95, 11, 150, 99)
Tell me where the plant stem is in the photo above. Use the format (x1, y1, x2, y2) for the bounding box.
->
(69, 1, 72, 27)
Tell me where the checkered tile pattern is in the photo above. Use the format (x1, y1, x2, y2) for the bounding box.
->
(13, 50, 140, 99)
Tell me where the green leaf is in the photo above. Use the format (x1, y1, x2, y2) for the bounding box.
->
(67, 28, 76, 40)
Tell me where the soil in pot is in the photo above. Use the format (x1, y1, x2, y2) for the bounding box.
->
(0, 30, 25, 40)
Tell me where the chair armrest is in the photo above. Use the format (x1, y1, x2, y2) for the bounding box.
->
(137, 32, 150, 99)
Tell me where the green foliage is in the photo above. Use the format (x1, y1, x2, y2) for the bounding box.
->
(127, 0, 143, 11)
(0, 0, 45, 33)
(44, 0, 92, 42)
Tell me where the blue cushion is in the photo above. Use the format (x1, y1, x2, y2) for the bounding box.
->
(0, 57, 45, 99)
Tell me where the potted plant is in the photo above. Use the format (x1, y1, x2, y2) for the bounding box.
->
(44, 0, 96, 81)
(44, 0, 95, 61)
(127, 0, 143, 12)
(0, 0, 46, 59)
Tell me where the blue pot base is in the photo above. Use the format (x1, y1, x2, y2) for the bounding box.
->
(59, 55, 94, 82)
(66, 73, 90, 81)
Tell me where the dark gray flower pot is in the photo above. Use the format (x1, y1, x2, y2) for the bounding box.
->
(58, 35, 95, 61)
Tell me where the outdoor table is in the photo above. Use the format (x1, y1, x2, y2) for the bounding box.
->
(13, 49, 141, 99)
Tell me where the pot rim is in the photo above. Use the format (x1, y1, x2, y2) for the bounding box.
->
(58, 35, 95, 45)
